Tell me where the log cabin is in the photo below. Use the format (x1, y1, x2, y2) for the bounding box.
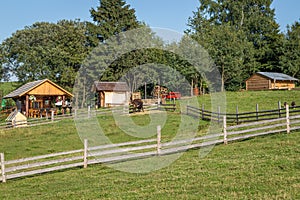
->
(246, 72, 298, 91)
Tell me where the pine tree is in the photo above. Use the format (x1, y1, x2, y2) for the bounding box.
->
(87, 0, 140, 46)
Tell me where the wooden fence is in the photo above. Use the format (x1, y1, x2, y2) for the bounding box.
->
(0, 104, 175, 130)
(1, 106, 299, 183)
(187, 103, 300, 124)
(0, 107, 119, 130)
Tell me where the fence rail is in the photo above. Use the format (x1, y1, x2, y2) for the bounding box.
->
(187, 103, 300, 124)
(1, 105, 299, 183)
(0, 105, 167, 130)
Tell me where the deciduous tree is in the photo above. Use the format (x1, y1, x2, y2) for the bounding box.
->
(279, 20, 300, 79)
(0, 20, 89, 90)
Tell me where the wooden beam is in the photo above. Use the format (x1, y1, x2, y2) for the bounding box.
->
(25, 95, 29, 117)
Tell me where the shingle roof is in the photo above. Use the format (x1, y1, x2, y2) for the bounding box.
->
(94, 82, 129, 92)
(3, 79, 46, 99)
(3, 79, 73, 99)
(257, 72, 298, 81)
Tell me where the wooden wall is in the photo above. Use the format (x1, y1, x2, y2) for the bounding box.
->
(246, 74, 296, 90)
(246, 74, 270, 90)
(271, 81, 295, 90)
(28, 82, 66, 96)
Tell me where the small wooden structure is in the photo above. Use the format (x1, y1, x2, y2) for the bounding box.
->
(3, 79, 73, 117)
(93, 82, 129, 108)
(246, 72, 298, 91)
(6, 110, 27, 127)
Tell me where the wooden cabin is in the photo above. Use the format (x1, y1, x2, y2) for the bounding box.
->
(3, 79, 73, 117)
(246, 72, 298, 91)
(93, 82, 129, 108)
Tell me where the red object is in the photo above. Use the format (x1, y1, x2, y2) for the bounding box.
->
(164, 92, 181, 100)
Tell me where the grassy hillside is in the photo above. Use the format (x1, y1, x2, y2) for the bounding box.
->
(198, 90, 300, 113)
(0, 82, 21, 96)
(0, 131, 299, 199)
(0, 90, 299, 199)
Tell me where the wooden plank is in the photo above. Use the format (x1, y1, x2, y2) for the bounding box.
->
(161, 139, 224, 155)
(223, 116, 227, 144)
(5, 149, 83, 165)
(157, 125, 161, 155)
(161, 134, 223, 148)
(227, 128, 286, 142)
(290, 120, 300, 125)
(290, 126, 300, 131)
(227, 123, 286, 136)
(88, 151, 157, 164)
(286, 105, 290, 134)
(289, 115, 300, 120)
(89, 144, 157, 157)
(6, 162, 83, 180)
(83, 139, 88, 168)
(87, 139, 156, 151)
(5, 156, 83, 173)
(1, 153, 6, 183)
(227, 118, 285, 130)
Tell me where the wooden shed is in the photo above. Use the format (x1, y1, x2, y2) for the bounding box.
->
(246, 72, 298, 91)
(93, 82, 129, 108)
(3, 79, 73, 117)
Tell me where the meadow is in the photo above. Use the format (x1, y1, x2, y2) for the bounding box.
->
(0, 90, 299, 199)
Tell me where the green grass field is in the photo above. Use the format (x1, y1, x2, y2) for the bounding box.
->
(0, 90, 299, 199)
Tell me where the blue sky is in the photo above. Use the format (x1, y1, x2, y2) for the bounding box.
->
(0, 0, 299, 42)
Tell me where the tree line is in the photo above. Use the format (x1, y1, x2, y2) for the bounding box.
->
(0, 0, 299, 93)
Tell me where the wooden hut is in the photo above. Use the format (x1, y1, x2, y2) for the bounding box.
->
(246, 72, 298, 91)
(3, 79, 73, 117)
(93, 82, 129, 108)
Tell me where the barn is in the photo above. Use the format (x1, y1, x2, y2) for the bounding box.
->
(93, 82, 129, 108)
(246, 72, 298, 91)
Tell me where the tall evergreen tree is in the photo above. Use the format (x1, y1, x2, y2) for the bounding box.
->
(87, 0, 140, 47)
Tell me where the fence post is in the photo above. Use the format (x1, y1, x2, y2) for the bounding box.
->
(218, 106, 221, 124)
(88, 106, 91, 118)
(74, 109, 77, 118)
(286, 105, 290, 134)
(278, 101, 281, 118)
(236, 106, 239, 125)
(83, 139, 88, 168)
(223, 116, 227, 145)
(51, 111, 54, 122)
(0, 153, 6, 183)
(157, 125, 161, 155)
(202, 104, 204, 120)
(186, 106, 189, 116)
(256, 104, 259, 121)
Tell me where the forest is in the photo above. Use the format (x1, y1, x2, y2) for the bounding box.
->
(0, 0, 299, 93)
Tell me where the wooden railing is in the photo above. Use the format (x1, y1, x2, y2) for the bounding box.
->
(1, 107, 299, 183)
(187, 104, 300, 124)
(0, 105, 175, 130)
